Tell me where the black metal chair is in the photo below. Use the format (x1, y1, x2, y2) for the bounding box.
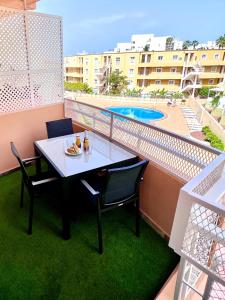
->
(81, 159, 149, 254)
(10, 142, 58, 234)
(46, 118, 73, 139)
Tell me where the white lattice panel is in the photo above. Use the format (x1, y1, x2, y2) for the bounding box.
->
(0, 9, 28, 72)
(0, 74, 32, 112)
(0, 8, 63, 114)
(170, 154, 225, 300)
(27, 13, 62, 71)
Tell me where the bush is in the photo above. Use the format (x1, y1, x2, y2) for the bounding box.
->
(124, 88, 142, 97)
(64, 82, 93, 94)
(198, 86, 215, 98)
(202, 126, 224, 151)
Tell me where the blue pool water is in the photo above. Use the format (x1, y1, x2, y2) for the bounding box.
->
(106, 106, 164, 123)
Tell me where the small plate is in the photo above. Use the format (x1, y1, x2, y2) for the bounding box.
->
(65, 148, 82, 156)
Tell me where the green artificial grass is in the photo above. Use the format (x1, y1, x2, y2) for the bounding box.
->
(0, 170, 179, 300)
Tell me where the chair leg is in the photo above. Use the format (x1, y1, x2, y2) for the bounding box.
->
(28, 193, 34, 235)
(97, 200, 103, 254)
(136, 197, 140, 237)
(20, 179, 24, 208)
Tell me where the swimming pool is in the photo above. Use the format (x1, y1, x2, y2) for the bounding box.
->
(106, 106, 164, 123)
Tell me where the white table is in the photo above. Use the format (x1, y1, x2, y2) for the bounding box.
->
(35, 131, 136, 177)
(34, 131, 136, 239)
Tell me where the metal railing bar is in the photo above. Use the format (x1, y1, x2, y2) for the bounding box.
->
(65, 98, 220, 155)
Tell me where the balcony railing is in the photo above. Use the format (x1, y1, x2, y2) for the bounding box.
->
(65, 98, 221, 182)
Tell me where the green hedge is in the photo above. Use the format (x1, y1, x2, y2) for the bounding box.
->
(64, 82, 93, 94)
(202, 126, 224, 151)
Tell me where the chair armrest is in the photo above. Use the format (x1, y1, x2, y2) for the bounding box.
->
(81, 179, 100, 196)
(22, 156, 41, 165)
(32, 177, 58, 186)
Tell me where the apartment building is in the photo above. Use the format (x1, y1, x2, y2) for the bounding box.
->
(114, 34, 183, 52)
(64, 49, 225, 94)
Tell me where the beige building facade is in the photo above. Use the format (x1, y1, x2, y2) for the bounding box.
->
(65, 49, 225, 94)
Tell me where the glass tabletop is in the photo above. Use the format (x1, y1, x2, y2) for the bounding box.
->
(34, 131, 136, 177)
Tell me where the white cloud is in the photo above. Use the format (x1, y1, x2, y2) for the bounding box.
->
(73, 12, 147, 29)
(140, 20, 158, 30)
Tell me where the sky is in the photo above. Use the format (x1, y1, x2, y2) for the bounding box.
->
(37, 0, 225, 56)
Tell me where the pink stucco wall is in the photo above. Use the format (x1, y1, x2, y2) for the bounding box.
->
(0, 103, 64, 173)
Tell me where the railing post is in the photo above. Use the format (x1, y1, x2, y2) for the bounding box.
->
(109, 113, 113, 140)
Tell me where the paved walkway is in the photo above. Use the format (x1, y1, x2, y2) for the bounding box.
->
(181, 107, 202, 132)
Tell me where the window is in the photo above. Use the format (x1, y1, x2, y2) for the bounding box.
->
(211, 66, 217, 72)
(173, 55, 178, 61)
(94, 69, 98, 74)
(94, 79, 98, 84)
(115, 57, 120, 65)
(147, 54, 151, 62)
(214, 54, 220, 60)
(201, 54, 207, 60)
(158, 56, 163, 61)
(130, 56, 135, 64)
(127, 80, 133, 86)
(85, 58, 88, 65)
(115, 69, 120, 74)
(170, 68, 177, 73)
(128, 69, 134, 76)
(156, 68, 162, 73)
(208, 79, 214, 84)
(85, 69, 88, 76)
(94, 58, 99, 66)
(155, 80, 161, 84)
(168, 80, 175, 85)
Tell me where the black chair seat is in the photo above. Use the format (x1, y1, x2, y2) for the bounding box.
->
(46, 118, 73, 139)
(10, 142, 59, 234)
(81, 160, 149, 254)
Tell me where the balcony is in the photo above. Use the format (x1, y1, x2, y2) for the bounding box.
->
(65, 72, 83, 78)
(1, 3, 225, 300)
(139, 60, 184, 67)
(137, 72, 182, 80)
(199, 72, 225, 79)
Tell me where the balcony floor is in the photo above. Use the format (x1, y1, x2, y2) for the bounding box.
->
(0, 170, 179, 300)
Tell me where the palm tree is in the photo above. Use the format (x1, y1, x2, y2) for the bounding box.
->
(107, 71, 128, 95)
(182, 40, 192, 50)
(216, 35, 225, 49)
(192, 40, 199, 49)
(165, 37, 174, 50)
(143, 44, 149, 51)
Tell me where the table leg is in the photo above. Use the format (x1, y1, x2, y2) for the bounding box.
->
(61, 179, 71, 240)
(34, 145, 41, 175)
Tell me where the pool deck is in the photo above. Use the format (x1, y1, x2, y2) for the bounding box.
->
(76, 97, 190, 137)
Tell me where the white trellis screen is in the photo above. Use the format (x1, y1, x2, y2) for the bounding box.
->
(169, 153, 225, 300)
(0, 7, 63, 113)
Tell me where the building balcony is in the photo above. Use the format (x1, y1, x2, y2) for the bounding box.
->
(65, 72, 83, 77)
(1, 3, 225, 300)
(199, 72, 225, 79)
(139, 60, 184, 67)
(199, 60, 225, 66)
(1, 94, 224, 299)
(138, 72, 182, 80)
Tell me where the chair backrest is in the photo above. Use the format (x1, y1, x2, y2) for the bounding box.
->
(46, 118, 73, 139)
(102, 160, 149, 206)
(10, 142, 31, 190)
